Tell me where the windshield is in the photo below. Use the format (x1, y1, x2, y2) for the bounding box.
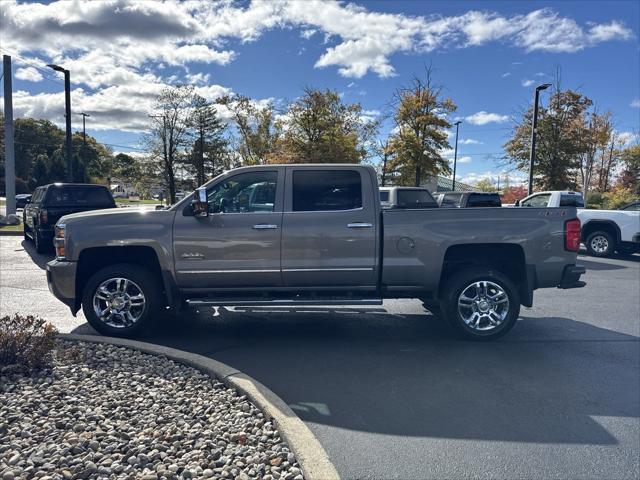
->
(45, 186, 115, 207)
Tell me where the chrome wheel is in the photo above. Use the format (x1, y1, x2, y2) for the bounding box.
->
(590, 235, 609, 254)
(457, 281, 510, 331)
(92, 277, 146, 328)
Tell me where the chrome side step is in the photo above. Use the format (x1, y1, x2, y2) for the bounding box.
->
(186, 298, 383, 307)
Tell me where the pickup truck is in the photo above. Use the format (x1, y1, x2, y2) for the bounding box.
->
(23, 183, 117, 253)
(46, 165, 585, 340)
(515, 190, 640, 256)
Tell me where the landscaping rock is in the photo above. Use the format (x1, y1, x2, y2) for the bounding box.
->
(0, 340, 303, 479)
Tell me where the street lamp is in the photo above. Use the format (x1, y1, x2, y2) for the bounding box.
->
(452, 120, 462, 191)
(47, 64, 73, 182)
(528, 83, 552, 195)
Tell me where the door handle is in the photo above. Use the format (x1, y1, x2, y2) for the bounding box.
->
(347, 223, 373, 228)
(252, 224, 278, 229)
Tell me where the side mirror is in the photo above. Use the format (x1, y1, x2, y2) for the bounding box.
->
(514, 199, 520, 207)
(191, 187, 209, 217)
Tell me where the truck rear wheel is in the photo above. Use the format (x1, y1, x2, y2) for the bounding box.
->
(585, 231, 615, 257)
(441, 268, 520, 341)
(82, 264, 161, 337)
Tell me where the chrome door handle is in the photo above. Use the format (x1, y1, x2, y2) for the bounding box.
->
(252, 224, 278, 229)
(347, 223, 373, 228)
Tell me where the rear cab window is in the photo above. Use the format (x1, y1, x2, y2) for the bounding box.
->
(292, 170, 362, 211)
(521, 193, 551, 207)
(44, 185, 115, 207)
(466, 193, 501, 207)
(560, 194, 584, 207)
(396, 189, 437, 208)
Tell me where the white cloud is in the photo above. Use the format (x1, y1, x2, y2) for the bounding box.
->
(501, 72, 511, 78)
(616, 131, 637, 146)
(460, 170, 526, 186)
(631, 99, 640, 108)
(522, 79, 535, 87)
(457, 156, 472, 164)
(465, 111, 510, 125)
(460, 139, 482, 145)
(15, 67, 43, 82)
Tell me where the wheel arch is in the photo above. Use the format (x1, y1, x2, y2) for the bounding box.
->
(438, 243, 534, 307)
(75, 246, 176, 314)
(581, 220, 621, 243)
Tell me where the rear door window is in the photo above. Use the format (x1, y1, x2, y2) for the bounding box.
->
(521, 193, 551, 207)
(396, 189, 437, 208)
(292, 170, 362, 211)
(467, 193, 501, 207)
(379, 191, 390, 202)
(560, 194, 584, 207)
(45, 186, 115, 206)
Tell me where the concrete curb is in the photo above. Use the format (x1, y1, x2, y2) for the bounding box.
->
(62, 333, 340, 480)
(0, 230, 23, 236)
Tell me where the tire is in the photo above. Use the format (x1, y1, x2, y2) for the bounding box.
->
(23, 221, 30, 241)
(34, 228, 48, 254)
(82, 264, 162, 338)
(585, 231, 615, 257)
(441, 268, 520, 341)
(421, 299, 442, 316)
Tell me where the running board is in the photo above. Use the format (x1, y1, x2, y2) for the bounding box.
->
(186, 297, 383, 307)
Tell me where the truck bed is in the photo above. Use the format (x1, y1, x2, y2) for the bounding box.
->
(382, 206, 576, 292)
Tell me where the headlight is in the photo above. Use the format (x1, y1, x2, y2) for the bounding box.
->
(54, 223, 66, 260)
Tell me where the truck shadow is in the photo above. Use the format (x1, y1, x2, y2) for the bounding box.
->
(20, 239, 54, 270)
(71, 308, 639, 446)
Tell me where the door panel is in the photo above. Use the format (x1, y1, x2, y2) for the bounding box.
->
(281, 168, 377, 287)
(173, 169, 284, 288)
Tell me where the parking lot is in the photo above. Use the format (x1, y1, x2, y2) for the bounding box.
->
(0, 235, 638, 479)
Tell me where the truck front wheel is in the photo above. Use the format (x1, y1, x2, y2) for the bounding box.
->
(441, 268, 520, 341)
(82, 264, 161, 337)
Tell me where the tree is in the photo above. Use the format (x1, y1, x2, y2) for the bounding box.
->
(504, 76, 593, 190)
(275, 88, 377, 164)
(617, 144, 640, 194)
(217, 95, 278, 165)
(47, 150, 67, 182)
(386, 68, 456, 186)
(501, 185, 528, 204)
(188, 94, 228, 186)
(578, 111, 612, 197)
(149, 85, 194, 203)
(473, 178, 497, 192)
(111, 153, 140, 182)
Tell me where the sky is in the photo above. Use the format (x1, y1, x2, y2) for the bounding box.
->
(1, 0, 639, 185)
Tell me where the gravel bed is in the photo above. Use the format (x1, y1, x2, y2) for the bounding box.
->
(0, 341, 304, 480)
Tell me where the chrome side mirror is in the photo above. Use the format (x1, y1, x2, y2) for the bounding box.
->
(191, 187, 209, 217)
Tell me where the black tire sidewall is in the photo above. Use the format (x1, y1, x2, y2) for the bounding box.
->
(442, 268, 520, 341)
(34, 229, 45, 253)
(82, 264, 160, 337)
(586, 231, 615, 257)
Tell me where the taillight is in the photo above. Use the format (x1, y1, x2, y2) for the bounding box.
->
(565, 218, 581, 252)
(39, 209, 48, 224)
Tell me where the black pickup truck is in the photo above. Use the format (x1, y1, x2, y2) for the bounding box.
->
(436, 191, 502, 208)
(23, 183, 116, 253)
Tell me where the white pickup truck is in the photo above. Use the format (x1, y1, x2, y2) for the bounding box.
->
(515, 191, 640, 256)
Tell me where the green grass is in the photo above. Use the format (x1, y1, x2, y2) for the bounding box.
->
(0, 224, 23, 232)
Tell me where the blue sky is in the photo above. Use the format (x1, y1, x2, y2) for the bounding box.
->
(1, 0, 639, 185)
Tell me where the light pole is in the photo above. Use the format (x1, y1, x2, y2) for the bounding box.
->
(47, 64, 73, 182)
(528, 83, 552, 195)
(452, 120, 461, 191)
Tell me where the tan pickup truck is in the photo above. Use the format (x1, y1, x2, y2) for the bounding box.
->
(47, 164, 585, 340)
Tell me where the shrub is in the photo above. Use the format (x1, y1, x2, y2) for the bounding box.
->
(0, 314, 58, 372)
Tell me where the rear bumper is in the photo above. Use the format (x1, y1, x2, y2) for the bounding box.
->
(46, 260, 78, 313)
(558, 264, 586, 289)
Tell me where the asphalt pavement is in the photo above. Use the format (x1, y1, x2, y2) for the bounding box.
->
(1, 235, 638, 479)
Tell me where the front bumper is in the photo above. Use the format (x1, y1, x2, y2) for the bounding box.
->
(558, 264, 586, 289)
(46, 260, 78, 313)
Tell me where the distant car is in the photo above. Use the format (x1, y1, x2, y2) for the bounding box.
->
(379, 186, 438, 209)
(15, 194, 32, 209)
(23, 183, 116, 253)
(619, 200, 640, 211)
(435, 191, 502, 208)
